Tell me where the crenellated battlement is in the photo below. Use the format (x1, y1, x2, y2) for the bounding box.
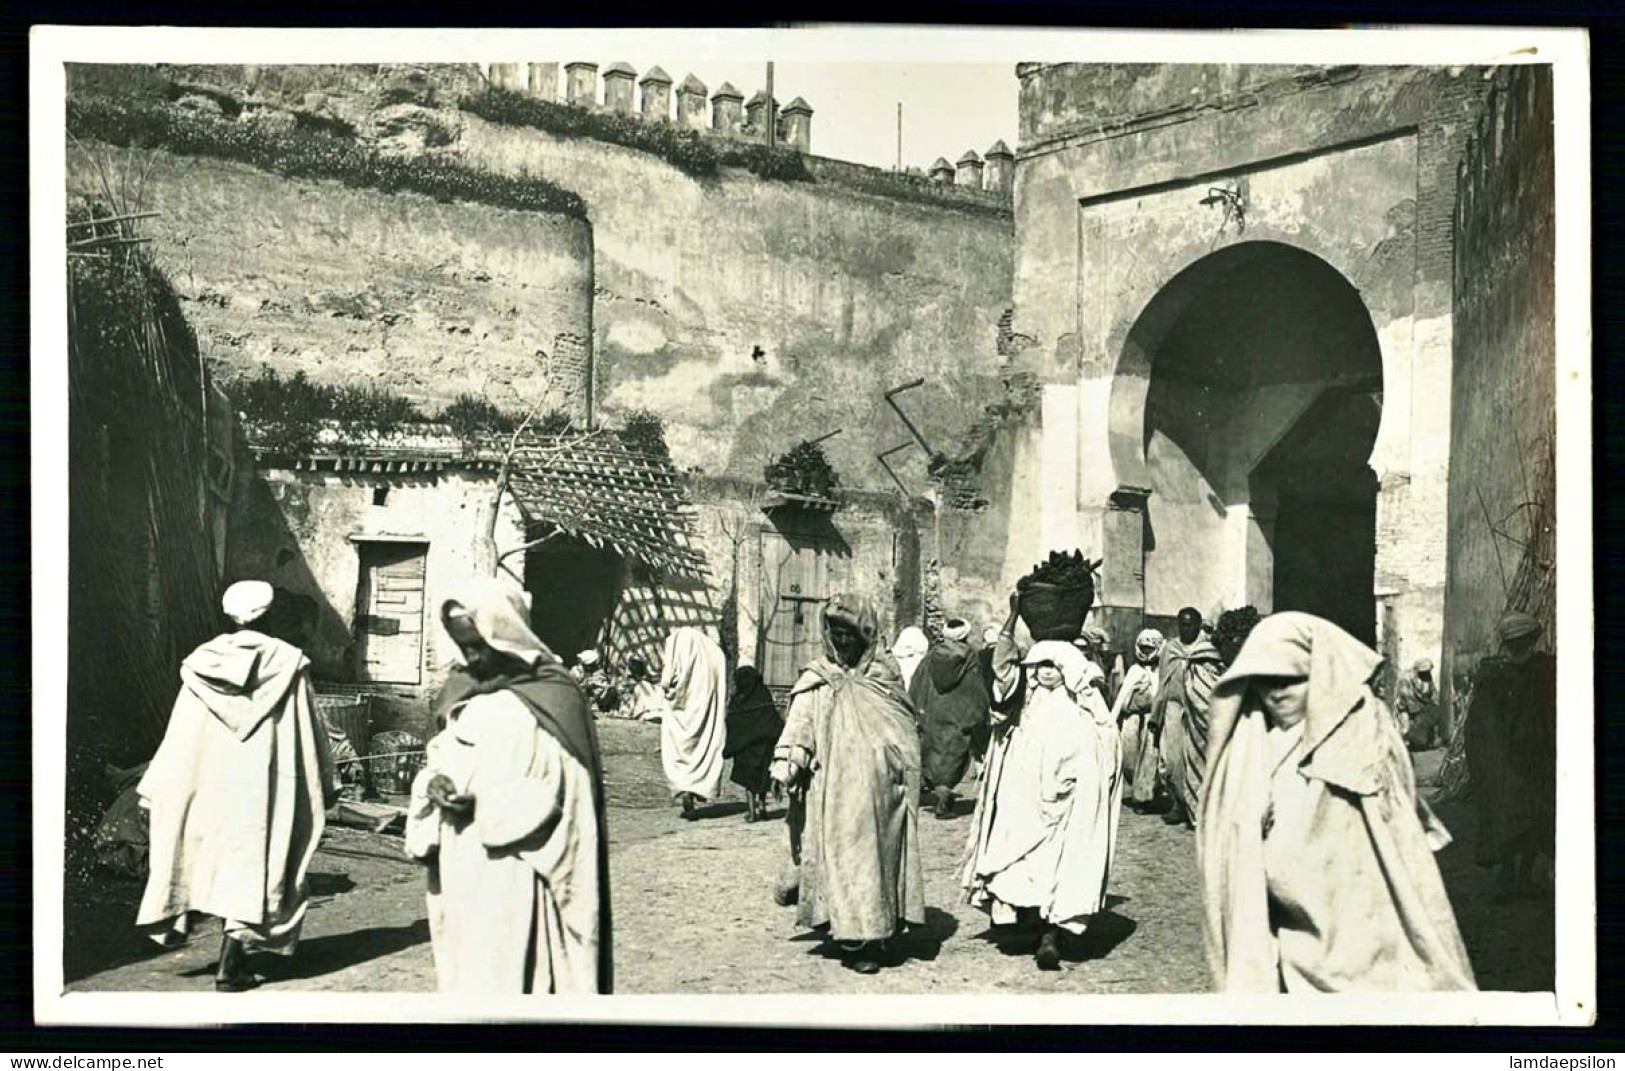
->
(484, 62, 814, 154)
(64, 62, 1014, 208)
(477, 62, 1013, 198)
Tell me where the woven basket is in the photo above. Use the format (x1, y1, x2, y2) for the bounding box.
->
(1018, 579, 1094, 642)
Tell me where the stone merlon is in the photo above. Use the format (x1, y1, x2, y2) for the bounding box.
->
(639, 65, 673, 121)
(675, 73, 708, 130)
(955, 149, 985, 188)
(983, 140, 1015, 195)
(781, 97, 814, 152)
(603, 62, 636, 114)
(639, 65, 672, 86)
(711, 82, 744, 134)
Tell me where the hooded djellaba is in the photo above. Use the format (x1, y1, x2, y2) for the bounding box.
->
(659, 626, 730, 818)
(405, 577, 612, 995)
(1113, 628, 1165, 797)
(908, 616, 992, 819)
(769, 593, 926, 975)
(136, 581, 340, 992)
(1198, 612, 1475, 993)
(1156, 607, 1226, 829)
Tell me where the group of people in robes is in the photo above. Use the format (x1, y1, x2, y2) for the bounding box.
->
(135, 577, 614, 995)
(136, 552, 1548, 997)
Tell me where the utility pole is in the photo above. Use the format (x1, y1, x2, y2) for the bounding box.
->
(896, 102, 902, 171)
(766, 62, 776, 150)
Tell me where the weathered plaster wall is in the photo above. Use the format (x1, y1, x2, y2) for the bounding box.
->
(66, 142, 596, 421)
(454, 116, 1015, 489)
(231, 458, 928, 726)
(1006, 63, 1490, 671)
(226, 462, 527, 736)
(659, 479, 930, 669)
(1443, 66, 1557, 710)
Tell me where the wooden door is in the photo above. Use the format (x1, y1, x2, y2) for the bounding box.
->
(354, 541, 428, 684)
(758, 529, 837, 690)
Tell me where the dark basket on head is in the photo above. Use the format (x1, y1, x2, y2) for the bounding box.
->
(1018, 579, 1094, 642)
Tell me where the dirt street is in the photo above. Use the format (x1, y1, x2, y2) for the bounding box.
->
(65, 724, 1551, 996)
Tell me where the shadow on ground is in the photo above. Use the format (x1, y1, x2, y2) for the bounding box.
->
(968, 894, 1138, 963)
(255, 920, 431, 983)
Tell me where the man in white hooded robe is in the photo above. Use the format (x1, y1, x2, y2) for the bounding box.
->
(136, 581, 339, 991)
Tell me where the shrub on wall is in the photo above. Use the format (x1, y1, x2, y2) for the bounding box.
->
(718, 140, 811, 182)
(462, 88, 719, 178)
(227, 367, 430, 454)
(440, 394, 520, 437)
(233, 371, 668, 458)
(819, 164, 1010, 218)
(616, 408, 672, 461)
(460, 88, 811, 183)
(66, 92, 588, 220)
(765, 440, 840, 499)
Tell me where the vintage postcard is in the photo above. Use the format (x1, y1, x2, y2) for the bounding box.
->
(29, 24, 1594, 1028)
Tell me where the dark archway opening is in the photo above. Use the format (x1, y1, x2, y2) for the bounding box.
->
(1252, 387, 1383, 643)
(1122, 241, 1383, 633)
(523, 533, 624, 664)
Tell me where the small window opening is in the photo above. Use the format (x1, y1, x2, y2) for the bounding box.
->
(373, 486, 389, 506)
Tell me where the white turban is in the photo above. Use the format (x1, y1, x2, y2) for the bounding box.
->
(943, 619, 971, 643)
(222, 580, 274, 627)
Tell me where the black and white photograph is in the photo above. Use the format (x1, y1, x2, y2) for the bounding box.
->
(30, 25, 1593, 1027)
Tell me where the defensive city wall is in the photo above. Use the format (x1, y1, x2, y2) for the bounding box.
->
(65, 62, 1016, 489)
(64, 61, 1017, 726)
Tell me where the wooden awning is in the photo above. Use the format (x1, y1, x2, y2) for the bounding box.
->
(506, 431, 710, 580)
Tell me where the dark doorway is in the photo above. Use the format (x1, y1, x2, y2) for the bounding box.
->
(1253, 387, 1382, 644)
(524, 534, 624, 663)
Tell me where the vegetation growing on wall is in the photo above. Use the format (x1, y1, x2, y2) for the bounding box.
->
(229, 369, 667, 458)
(764, 440, 841, 499)
(67, 92, 588, 219)
(460, 88, 811, 183)
(68, 199, 227, 879)
(228, 368, 428, 454)
(816, 164, 1013, 219)
(439, 394, 572, 439)
(929, 371, 1042, 511)
(616, 408, 671, 461)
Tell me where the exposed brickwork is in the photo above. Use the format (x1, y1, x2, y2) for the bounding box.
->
(1442, 65, 1557, 715)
